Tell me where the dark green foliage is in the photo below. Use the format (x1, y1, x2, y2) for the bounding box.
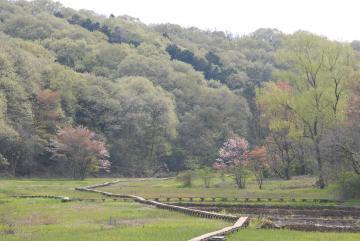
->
(164, 148, 187, 172)
(205, 51, 222, 66)
(166, 44, 201, 69)
(165, 44, 235, 82)
(64, 12, 141, 46)
(68, 14, 100, 32)
(1, 0, 358, 185)
(335, 173, 360, 200)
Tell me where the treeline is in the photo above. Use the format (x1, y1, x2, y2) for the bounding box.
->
(0, 0, 359, 189)
(0, 0, 249, 177)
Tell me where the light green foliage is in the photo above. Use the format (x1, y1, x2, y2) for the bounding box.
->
(0, 92, 17, 169)
(197, 167, 215, 188)
(117, 54, 173, 89)
(0, 93, 17, 138)
(276, 31, 354, 127)
(0, 0, 254, 176)
(82, 42, 134, 78)
(256, 81, 301, 179)
(273, 32, 356, 187)
(4, 15, 53, 40)
(44, 38, 90, 71)
(176, 170, 196, 187)
(112, 77, 178, 173)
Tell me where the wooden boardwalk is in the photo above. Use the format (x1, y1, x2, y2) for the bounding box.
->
(188, 217, 249, 241)
(75, 180, 250, 240)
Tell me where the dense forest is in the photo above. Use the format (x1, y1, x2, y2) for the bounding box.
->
(1, 0, 360, 190)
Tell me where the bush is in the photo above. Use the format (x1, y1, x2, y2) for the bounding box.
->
(197, 167, 215, 188)
(176, 170, 196, 187)
(334, 172, 360, 200)
(0, 154, 9, 168)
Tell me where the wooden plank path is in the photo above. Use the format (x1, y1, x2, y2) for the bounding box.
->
(188, 217, 249, 241)
(11, 194, 71, 202)
(75, 180, 250, 240)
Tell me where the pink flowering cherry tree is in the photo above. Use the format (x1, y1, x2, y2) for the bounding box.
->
(50, 126, 110, 179)
(213, 136, 250, 189)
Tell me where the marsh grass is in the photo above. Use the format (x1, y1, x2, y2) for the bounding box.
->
(0, 177, 359, 241)
(227, 228, 360, 241)
(0, 197, 229, 241)
(99, 176, 336, 201)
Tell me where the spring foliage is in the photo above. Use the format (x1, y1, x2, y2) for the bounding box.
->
(50, 126, 109, 179)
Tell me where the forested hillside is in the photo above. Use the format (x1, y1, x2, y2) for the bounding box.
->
(1, 0, 360, 190)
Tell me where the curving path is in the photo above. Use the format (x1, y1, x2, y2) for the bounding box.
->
(75, 180, 250, 241)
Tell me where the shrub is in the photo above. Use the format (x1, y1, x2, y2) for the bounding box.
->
(176, 170, 196, 187)
(0, 154, 9, 168)
(197, 167, 215, 188)
(334, 172, 360, 200)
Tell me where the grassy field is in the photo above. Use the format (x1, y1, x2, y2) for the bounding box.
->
(226, 219, 360, 241)
(0, 179, 229, 241)
(99, 175, 334, 199)
(0, 178, 114, 199)
(228, 228, 360, 241)
(0, 177, 359, 241)
(97, 175, 359, 207)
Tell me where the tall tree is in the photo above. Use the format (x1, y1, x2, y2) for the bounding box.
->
(50, 126, 110, 179)
(248, 146, 268, 189)
(213, 136, 250, 189)
(331, 73, 360, 175)
(104, 77, 178, 175)
(257, 81, 298, 180)
(276, 31, 355, 188)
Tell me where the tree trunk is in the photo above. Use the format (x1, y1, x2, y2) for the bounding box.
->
(297, 144, 306, 175)
(10, 156, 17, 177)
(256, 173, 263, 189)
(314, 141, 325, 189)
(235, 173, 246, 189)
(11, 160, 17, 177)
(284, 162, 290, 180)
(283, 143, 292, 180)
(298, 156, 306, 175)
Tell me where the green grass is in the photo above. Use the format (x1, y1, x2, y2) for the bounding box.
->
(95, 175, 360, 206)
(0, 198, 229, 241)
(0, 177, 359, 241)
(227, 219, 360, 241)
(228, 228, 360, 241)
(100, 175, 331, 198)
(0, 178, 115, 199)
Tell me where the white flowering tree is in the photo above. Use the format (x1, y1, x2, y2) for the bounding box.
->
(213, 136, 249, 188)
